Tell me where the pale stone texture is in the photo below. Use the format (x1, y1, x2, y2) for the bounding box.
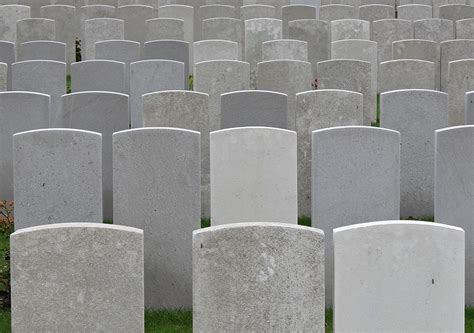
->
(0, 62, 7, 92)
(221, 90, 288, 129)
(319, 4, 357, 21)
(380, 89, 448, 217)
(193, 40, 239, 67)
(11, 223, 144, 331)
(201, 17, 242, 51)
(18, 41, 66, 62)
(118, 0, 154, 5)
(117, 5, 154, 44)
(262, 39, 308, 61)
(414, 18, 454, 43)
(0, 5, 30, 43)
(439, 4, 474, 21)
(94, 39, 140, 94)
(71, 60, 126, 94)
(398, 4, 432, 20)
(12, 60, 65, 125)
(359, 4, 394, 23)
(79, 5, 116, 44)
(456, 18, 474, 39)
(331, 19, 369, 41)
(145, 18, 184, 41)
(435, 125, 474, 305)
(143, 40, 189, 83)
(142, 91, 209, 218)
(13, 129, 102, 229)
(257, 59, 312, 131)
(440, 39, 474, 92)
(16, 18, 55, 45)
(317, 59, 374, 126)
(297, 90, 363, 217)
(372, 19, 413, 64)
(0, 92, 50, 201)
(281, 5, 317, 37)
(334, 221, 464, 332)
(241, 4, 276, 21)
(289, 19, 329, 79)
(379, 59, 435, 93)
(83, 18, 124, 60)
(244, 18, 282, 88)
(0, 41, 14, 89)
(360, 0, 394, 5)
(196, 4, 238, 41)
(58, 91, 129, 221)
(130, 60, 184, 128)
(392, 39, 441, 90)
(448, 59, 474, 126)
(114, 128, 199, 309)
(210, 127, 297, 225)
(193, 223, 324, 332)
(466, 91, 474, 124)
(26, 0, 75, 18)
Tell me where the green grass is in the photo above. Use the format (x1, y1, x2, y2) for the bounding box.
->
(371, 94, 381, 127)
(66, 75, 71, 94)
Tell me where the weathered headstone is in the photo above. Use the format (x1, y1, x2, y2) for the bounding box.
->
(27, 0, 75, 18)
(439, 4, 474, 21)
(456, 18, 474, 39)
(262, 39, 308, 61)
(241, 4, 276, 21)
(440, 39, 474, 92)
(79, 5, 116, 43)
(0, 41, 14, 89)
(143, 40, 190, 83)
(71, 60, 126, 93)
(330, 19, 370, 41)
(379, 59, 435, 93)
(118, 0, 154, 5)
(398, 4, 432, 20)
(414, 18, 454, 43)
(16, 18, 55, 45)
(372, 19, 413, 64)
(447, 59, 474, 125)
(319, 4, 357, 21)
(18, 41, 66, 62)
(466, 91, 474, 124)
(281, 5, 317, 37)
(196, 4, 237, 41)
(359, 4, 394, 23)
(145, 18, 185, 41)
(0, 5, 30, 43)
(116, 4, 154, 43)
(83, 18, 124, 60)
(193, 40, 239, 66)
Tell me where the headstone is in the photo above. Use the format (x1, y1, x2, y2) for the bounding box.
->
(330, 19, 370, 41)
(113, 127, 199, 309)
(313, 126, 400, 306)
(262, 39, 308, 61)
(0, 41, 14, 89)
(71, 60, 125, 93)
(360, 0, 394, 5)
(296, 90, 364, 216)
(0, 92, 50, 201)
(319, 4, 357, 21)
(16, 18, 55, 45)
(13, 129, 102, 229)
(193, 40, 239, 66)
(317, 59, 374, 125)
(439, 4, 474, 21)
(414, 18, 454, 43)
(26, 0, 75, 18)
(143, 40, 189, 83)
(12, 60, 65, 124)
(118, 0, 154, 5)
(257, 59, 312, 130)
(372, 19, 413, 64)
(378, 59, 435, 93)
(18, 41, 66, 62)
(83, 18, 124, 60)
(130, 60, 185, 127)
(380, 89, 448, 217)
(0, 62, 7, 92)
(334, 221, 464, 332)
(116, 5, 155, 44)
(210, 127, 298, 225)
(447, 59, 474, 126)
(11, 223, 144, 331)
(455, 18, 474, 39)
(145, 18, 185, 41)
(359, 4, 394, 24)
(196, 4, 237, 41)
(466, 91, 474, 124)
(440, 39, 474, 92)
(78, 0, 117, 6)
(0, 5, 30, 43)
(399, 0, 431, 4)
(241, 4, 276, 21)
(397, 4, 432, 20)
(281, 5, 317, 37)
(193, 222, 325, 331)
(79, 5, 116, 43)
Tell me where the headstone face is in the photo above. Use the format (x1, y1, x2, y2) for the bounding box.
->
(0, 62, 8, 92)
(262, 39, 308, 61)
(201, 17, 241, 47)
(12, 60, 65, 125)
(0, 41, 14, 89)
(58, 92, 129, 221)
(397, 4, 432, 20)
(118, 0, 154, 5)
(39, 5, 76, 67)
(439, 4, 474, 21)
(334, 221, 464, 332)
(196, 4, 237, 41)
(210, 127, 298, 225)
(244, 18, 282, 88)
(27, 0, 75, 18)
(447, 59, 474, 126)
(399, 0, 431, 5)
(71, 60, 126, 93)
(372, 19, 413, 64)
(289, 19, 329, 79)
(466, 91, 474, 124)
(392, 39, 440, 90)
(13, 129, 102, 230)
(257, 60, 312, 130)
(130, 60, 185, 128)
(18, 41, 66, 62)
(281, 5, 317, 37)
(440, 39, 474, 92)
(116, 5, 155, 44)
(241, 4, 276, 20)
(0, 5, 30, 43)
(359, 4, 394, 24)
(330, 19, 370, 41)
(114, 128, 200, 310)
(16, 18, 55, 45)
(145, 18, 184, 41)
(313, 127, 400, 306)
(94, 39, 140, 94)
(317, 59, 374, 126)
(414, 18, 454, 43)
(193, 223, 325, 332)
(379, 59, 435, 93)
(79, 5, 116, 42)
(319, 4, 357, 21)
(221, 90, 288, 129)
(380, 89, 448, 217)
(456, 18, 474, 39)
(360, 0, 394, 5)
(296, 90, 363, 216)
(11, 223, 144, 331)
(0, 92, 50, 201)
(193, 40, 239, 66)
(83, 18, 124, 60)
(143, 40, 190, 83)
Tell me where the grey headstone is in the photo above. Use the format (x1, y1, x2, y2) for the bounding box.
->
(145, 18, 184, 41)
(202, 18, 242, 57)
(18, 41, 66, 62)
(130, 59, 185, 127)
(0, 41, 14, 89)
(241, 4, 276, 20)
(196, 4, 237, 41)
(319, 4, 357, 21)
(331, 19, 370, 41)
(11, 223, 144, 331)
(455, 18, 474, 39)
(379, 59, 435, 93)
(79, 5, 116, 43)
(440, 39, 474, 92)
(466, 91, 474, 124)
(210, 127, 298, 225)
(281, 5, 317, 37)
(116, 5, 155, 43)
(78, 0, 117, 6)
(193, 223, 325, 332)
(439, 4, 474, 21)
(380, 89, 448, 217)
(262, 39, 308, 61)
(313, 127, 400, 307)
(193, 40, 239, 66)
(372, 19, 413, 64)
(297, 90, 364, 216)
(447, 59, 474, 125)
(360, 0, 394, 5)
(118, 0, 154, 5)
(143, 39, 190, 82)
(13, 129, 102, 229)
(16, 18, 55, 45)
(0, 92, 50, 201)
(27, 0, 75, 18)
(113, 128, 199, 309)
(71, 60, 126, 93)
(83, 18, 124, 60)
(399, 0, 431, 4)
(359, 4, 395, 23)
(398, 4, 432, 20)
(0, 5, 30, 43)
(414, 18, 454, 43)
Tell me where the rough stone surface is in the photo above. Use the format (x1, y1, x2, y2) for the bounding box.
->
(130, 60, 184, 128)
(58, 91, 129, 221)
(0, 5, 30, 43)
(16, 18, 55, 45)
(319, 4, 357, 21)
(379, 59, 435, 93)
(11, 223, 144, 331)
(193, 40, 239, 67)
(447, 60, 474, 126)
(201, 18, 242, 54)
(71, 60, 126, 94)
(83, 18, 124, 60)
(456, 18, 474, 39)
(414, 18, 454, 43)
(79, 5, 116, 45)
(359, 4, 394, 23)
(281, 5, 317, 37)
(210, 127, 297, 225)
(241, 4, 276, 21)
(18, 41, 66, 62)
(196, 4, 237, 41)
(13, 129, 102, 229)
(0, 41, 14, 89)
(28, 0, 75, 17)
(380, 89, 448, 217)
(143, 40, 190, 82)
(262, 39, 308, 61)
(398, 4, 432, 20)
(145, 18, 184, 41)
(313, 127, 400, 306)
(0, 62, 7, 92)
(193, 222, 325, 332)
(372, 19, 413, 64)
(466, 91, 474, 124)
(116, 5, 154, 44)
(331, 19, 369, 41)
(440, 39, 474, 92)
(439, 4, 474, 21)
(297, 90, 364, 217)
(334, 221, 464, 332)
(114, 128, 199, 309)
